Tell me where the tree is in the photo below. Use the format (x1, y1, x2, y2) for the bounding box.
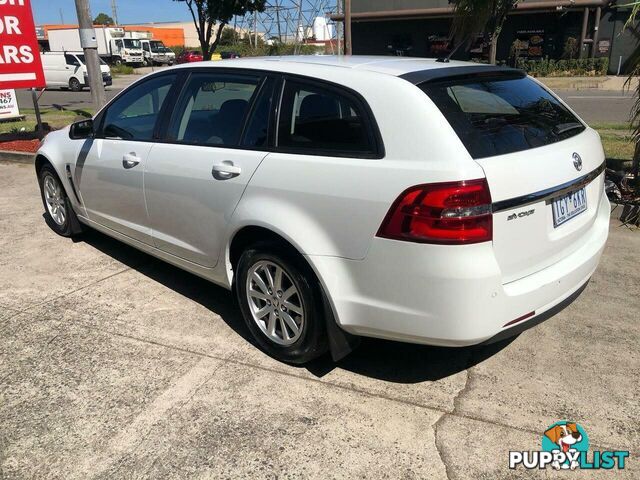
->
(449, 0, 518, 64)
(219, 26, 241, 46)
(93, 12, 115, 25)
(174, 0, 266, 59)
(624, 2, 640, 181)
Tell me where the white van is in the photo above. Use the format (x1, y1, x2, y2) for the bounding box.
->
(41, 52, 113, 91)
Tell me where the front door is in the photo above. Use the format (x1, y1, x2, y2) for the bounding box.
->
(145, 71, 275, 267)
(78, 72, 178, 244)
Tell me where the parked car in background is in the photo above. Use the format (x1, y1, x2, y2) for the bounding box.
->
(221, 51, 241, 59)
(34, 56, 609, 364)
(161, 46, 176, 65)
(176, 50, 203, 64)
(40, 51, 112, 91)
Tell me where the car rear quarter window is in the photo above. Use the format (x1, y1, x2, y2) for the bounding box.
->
(277, 79, 379, 157)
(419, 76, 585, 159)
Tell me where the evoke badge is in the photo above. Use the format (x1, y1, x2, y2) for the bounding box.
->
(572, 152, 583, 171)
(507, 208, 535, 221)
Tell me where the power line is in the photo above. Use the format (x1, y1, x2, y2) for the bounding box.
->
(111, 0, 119, 26)
(234, 0, 339, 48)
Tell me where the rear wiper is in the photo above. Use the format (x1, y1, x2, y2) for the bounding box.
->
(553, 122, 584, 135)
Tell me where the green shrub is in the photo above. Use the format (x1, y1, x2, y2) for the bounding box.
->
(516, 57, 608, 77)
(216, 42, 322, 58)
(110, 64, 135, 76)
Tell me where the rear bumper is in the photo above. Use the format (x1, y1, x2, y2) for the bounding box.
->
(310, 193, 610, 346)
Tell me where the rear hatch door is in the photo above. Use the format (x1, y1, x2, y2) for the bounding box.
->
(418, 71, 605, 283)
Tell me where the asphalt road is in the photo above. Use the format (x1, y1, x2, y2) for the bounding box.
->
(14, 76, 132, 113)
(1, 162, 639, 478)
(554, 89, 634, 124)
(15, 77, 634, 124)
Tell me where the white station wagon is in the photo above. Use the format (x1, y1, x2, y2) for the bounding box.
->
(35, 56, 609, 363)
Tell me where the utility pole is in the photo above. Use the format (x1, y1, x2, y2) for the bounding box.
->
(74, 0, 107, 109)
(295, 0, 303, 53)
(275, 1, 282, 43)
(336, 0, 343, 55)
(344, 0, 352, 55)
(254, 10, 258, 47)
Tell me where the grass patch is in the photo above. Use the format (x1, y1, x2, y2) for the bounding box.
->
(110, 64, 135, 77)
(591, 122, 632, 131)
(0, 108, 94, 135)
(592, 123, 634, 161)
(599, 133, 635, 160)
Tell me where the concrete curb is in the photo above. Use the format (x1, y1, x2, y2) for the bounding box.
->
(538, 75, 637, 91)
(0, 150, 36, 164)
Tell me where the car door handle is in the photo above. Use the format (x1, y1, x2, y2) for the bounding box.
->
(212, 161, 241, 179)
(122, 153, 140, 169)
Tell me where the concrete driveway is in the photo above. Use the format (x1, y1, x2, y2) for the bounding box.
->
(0, 162, 638, 479)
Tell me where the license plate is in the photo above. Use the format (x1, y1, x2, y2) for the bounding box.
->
(552, 188, 587, 227)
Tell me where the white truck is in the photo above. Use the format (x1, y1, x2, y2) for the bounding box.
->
(123, 31, 174, 66)
(47, 27, 144, 66)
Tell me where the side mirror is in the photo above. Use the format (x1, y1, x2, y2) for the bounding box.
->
(69, 119, 94, 140)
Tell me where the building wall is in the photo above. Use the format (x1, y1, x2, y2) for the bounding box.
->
(351, 0, 555, 14)
(352, 0, 451, 13)
(123, 26, 185, 47)
(133, 22, 203, 48)
(598, 8, 637, 74)
(351, 7, 637, 74)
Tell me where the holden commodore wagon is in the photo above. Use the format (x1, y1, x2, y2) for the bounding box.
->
(35, 56, 609, 363)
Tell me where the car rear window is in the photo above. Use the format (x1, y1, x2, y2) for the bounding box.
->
(419, 75, 585, 159)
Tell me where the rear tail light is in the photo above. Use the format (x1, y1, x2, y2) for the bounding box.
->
(377, 179, 493, 244)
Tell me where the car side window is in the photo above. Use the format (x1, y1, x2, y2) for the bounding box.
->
(100, 73, 176, 141)
(65, 54, 80, 67)
(277, 79, 375, 156)
(168, 72, 261, 146)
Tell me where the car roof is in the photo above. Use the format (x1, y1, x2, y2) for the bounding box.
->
(170, 55, 495, 78)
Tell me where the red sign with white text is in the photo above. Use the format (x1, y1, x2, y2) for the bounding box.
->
(0, 0, 45, 89)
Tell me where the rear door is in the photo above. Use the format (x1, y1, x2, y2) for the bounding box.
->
(420, 74, 605, 283)
(144, 70, 276, 267)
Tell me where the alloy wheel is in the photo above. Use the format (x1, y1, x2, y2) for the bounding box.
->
(43, 174, 66, 226)
(246, 260, 305, 346)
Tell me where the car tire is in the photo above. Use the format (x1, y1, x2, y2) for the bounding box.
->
(37, 164, 82, 237)
(236, 244, 328, 364)
(69, 77, 82, 92)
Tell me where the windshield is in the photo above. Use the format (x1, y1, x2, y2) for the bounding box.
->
(419, 75, 585, 159)
(150, 41, 164, 52)
(123, 39, 141, 49)
(75, 54, 107, 65)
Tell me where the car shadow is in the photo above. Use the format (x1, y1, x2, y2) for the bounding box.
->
(80, 228, 515, 384)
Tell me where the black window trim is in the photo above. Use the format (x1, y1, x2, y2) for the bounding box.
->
(238, 75, 279, 149)
(91, 66, 385, 159)
(274, 73, 385, 160)
(93, 70, 185, 142)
